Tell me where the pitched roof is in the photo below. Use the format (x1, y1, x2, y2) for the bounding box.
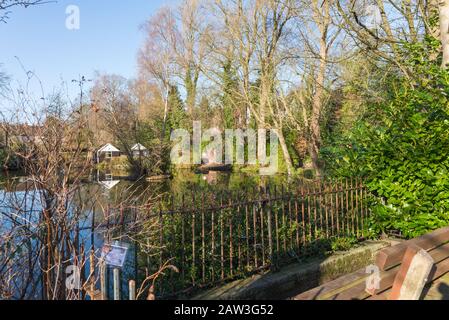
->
(97, 143, 120, 153)
(99, 180, 120, 190)
(131, 143, 148, 151)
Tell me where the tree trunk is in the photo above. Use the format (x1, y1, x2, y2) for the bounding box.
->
(277, 129, 294, 175)
(440, 0, 449, 68)
(309, 52, 326, 176)
(185, 67, 198, 115)
(307, 0, 329, 177)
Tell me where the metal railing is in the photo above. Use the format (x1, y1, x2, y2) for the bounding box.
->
(134, 178, 371, 297)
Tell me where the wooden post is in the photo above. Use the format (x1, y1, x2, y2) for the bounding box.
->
(129, 280, 136, 300)
(100, 260, 108, 300)
(113, 268, 120, 300)
(88, 250, 95, 296)
(390, 245, 434, 300)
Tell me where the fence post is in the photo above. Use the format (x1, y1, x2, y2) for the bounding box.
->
(129, 280, 136, 300)
(113, 268, 120, 300)
(265, 187, 273, 264)
(100, 260, 108, 300)
(89, 250, 95, 295)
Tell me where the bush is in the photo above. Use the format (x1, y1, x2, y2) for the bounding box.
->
(325, 40, 449, 239)
(0, 148, 20, 170)
(330, 237, 358, 252)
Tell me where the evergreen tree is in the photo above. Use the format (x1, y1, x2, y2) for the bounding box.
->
(220, 59, 240, 128)
(167, 85, 187, 134)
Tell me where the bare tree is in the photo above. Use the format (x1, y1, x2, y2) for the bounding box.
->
(140, 1, 209, 117)
(205, 0, 296, 174)
(0, 65, 8, 88)
(0, 0, 49, 23)
(89, 74, 148, 174)
(288, 0, 347, 175)
(336, 0, 432, 77)
(0, 87, 96, 299)
(139, 7, 178, 137)
(0, 82, 174, 299)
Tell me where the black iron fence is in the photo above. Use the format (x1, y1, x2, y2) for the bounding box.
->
(128, 178, 372, 298)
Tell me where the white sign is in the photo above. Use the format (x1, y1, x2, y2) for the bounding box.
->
(65, 265, 81, 290)
(101, 243, 128, 268)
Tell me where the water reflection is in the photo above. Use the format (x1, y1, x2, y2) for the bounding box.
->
(1, 170, 299, 299)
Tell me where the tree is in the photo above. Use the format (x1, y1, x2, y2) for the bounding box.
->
(167, 85, 187, 133)
(0, 0, 47, 23)
(0, 65, 7, 88)
(440, 0, 449, 67)
(140, 0, 209, 116)
(179, 0, 208, 114)
(336, 0, 434, 77)
(139, 6, 178, 138)
(219, 58, 241, 129)
(289, 0, 347, 176)
(90, 74, 146, 174)
(207, 0, 296, 174)
(0, 88, 96, 299)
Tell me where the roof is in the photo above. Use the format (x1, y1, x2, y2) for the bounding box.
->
(97, 143, 121, 153)
(131, 143, 148, 151)
(99, 180, 120, 190)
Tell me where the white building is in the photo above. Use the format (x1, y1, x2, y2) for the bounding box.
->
(131, 143, 149, 158)
(96, 143, 121, 163)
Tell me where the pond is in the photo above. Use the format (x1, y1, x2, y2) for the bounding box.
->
(86, 170, 310, 299)
(0, 170, 368, 299)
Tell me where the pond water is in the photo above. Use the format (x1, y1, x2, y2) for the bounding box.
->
(1, 170, 369, 300)
(0, 170, 306, 299)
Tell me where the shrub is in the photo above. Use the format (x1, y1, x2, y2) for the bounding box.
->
(325, 40, 449, 238)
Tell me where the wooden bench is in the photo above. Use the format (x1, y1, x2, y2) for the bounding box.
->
(293, 226, 449, 300)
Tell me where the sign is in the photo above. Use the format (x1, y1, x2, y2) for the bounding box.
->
(101, 243, 128, 268)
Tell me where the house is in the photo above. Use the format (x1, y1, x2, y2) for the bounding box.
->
(97, 171, 120, 190)
(131, 143, 149, 158)
(95, 143, 121, 163)
(2, 124, 43, 148)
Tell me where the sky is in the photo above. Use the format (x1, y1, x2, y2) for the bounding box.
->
(0, 0, 178, 106)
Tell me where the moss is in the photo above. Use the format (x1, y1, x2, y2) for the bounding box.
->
(319, 248, 373, 282)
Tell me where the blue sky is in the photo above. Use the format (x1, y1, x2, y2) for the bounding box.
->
(0, 0, 178, 104)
